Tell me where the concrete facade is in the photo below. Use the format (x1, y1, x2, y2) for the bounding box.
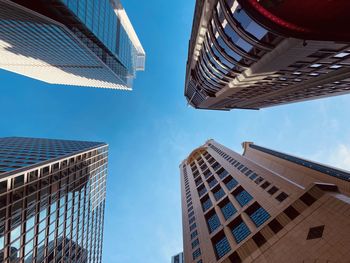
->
(180, 139, 350, 263)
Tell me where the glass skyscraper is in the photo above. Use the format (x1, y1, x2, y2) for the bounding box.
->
(0, 137, 108, 263)
(0, 0, 145, 90)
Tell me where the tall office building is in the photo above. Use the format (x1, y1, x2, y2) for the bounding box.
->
(180, 139, 350, 263)
(171, 252, 184, 263)
(0, 0, 145, 90)
(185, 0, 350, 110)
(0, 137, 108, 263)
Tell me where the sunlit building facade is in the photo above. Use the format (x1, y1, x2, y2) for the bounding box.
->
(0, 0, 145, 90)
(180, 139, 350, 263)
(185, 0, 350, 110)
(0, 137, 108, 262)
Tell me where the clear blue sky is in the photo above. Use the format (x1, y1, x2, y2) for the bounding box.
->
(1, 0, 350, 262)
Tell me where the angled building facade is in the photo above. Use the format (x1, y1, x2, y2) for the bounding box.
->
(171, 252, 184, 263)
(0, 0, 145, 90)
(180, 139, 350, 263)
(185, 0, 350, 110)
(0, 137, 108, 262)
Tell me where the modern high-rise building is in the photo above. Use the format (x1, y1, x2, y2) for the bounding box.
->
(171, 252, 184, 263)
(180, 139, 350, 263)
(185, 0, 350, 110)
(0, 137, 108, 263)
(0, 0, 145, 90)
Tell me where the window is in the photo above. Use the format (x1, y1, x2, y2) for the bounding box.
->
(231, 220, 251, 243)
(202, 197, 212, 212)
(234, 189, 253, 207)
(203, 169, 212, 179)
(212, 162, 221, 171)
(192, 238, 199, 248)
(195, 177, 203, 186)
(284, 206, 299, 220)
(267, 186, 279, 195)
(233, 7, 267, 40)
(217, 168, 229, 179)
(268, 219, 283, 234)
(192, 248, 201, 260)
(198, 185, 207, 197)
(221, 201, 237, 220)
(261, 181, 271, 189)
(255, 177, 264, 184)
(276, 192, 288, 202)
(241, 167, 248, 173)
(191, 230, 198, 240)
(225, 177, 238, 190)
(244, 169, 253, 177)
(252, 232, 267, 247)
(213, 188, 225, 201)
(214, 235, 231, 259)
(300, 193, 316, 206)
(307, 225, 325, 240)
(249, 173, 258, 180)
(0, 180, 7, 194)
(190, 223, 197, 231)
(208, 177, 218, 188)
(247, 204, 270, 227)
(13, 175, 24, 188)
(207, 213, 221, 233)
(334, 52, 350, 58)
(189, 217, 196, 225)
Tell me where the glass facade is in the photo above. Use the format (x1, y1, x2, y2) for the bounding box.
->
(58, 0, 136, 77)
(0, 137, 108, 263)
(0, 0, 145, 90)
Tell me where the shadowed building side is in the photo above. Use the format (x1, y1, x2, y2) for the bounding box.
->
(0, 137, 108, 263)
(185, 0, 350, 110)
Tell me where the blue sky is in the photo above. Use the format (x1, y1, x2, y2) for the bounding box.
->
(1, 0, 350, 262)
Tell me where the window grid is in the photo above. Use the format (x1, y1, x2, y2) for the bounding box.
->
(232, 221, 251, 243)
(207, 214, 221, 233)
(221, 202, 237, 220)
(214, 236, 231, 259)
(235, 190, 253, 207)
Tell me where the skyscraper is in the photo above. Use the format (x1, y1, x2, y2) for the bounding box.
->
(171, 252, 184, 263)
(180, 139, 350, 263)
(0, 0, 145, 90)
(0, 137, 108, 263)
(185, 0, 350, 110)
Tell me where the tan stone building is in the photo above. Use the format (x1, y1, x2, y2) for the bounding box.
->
(180, 139, 350, 263)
